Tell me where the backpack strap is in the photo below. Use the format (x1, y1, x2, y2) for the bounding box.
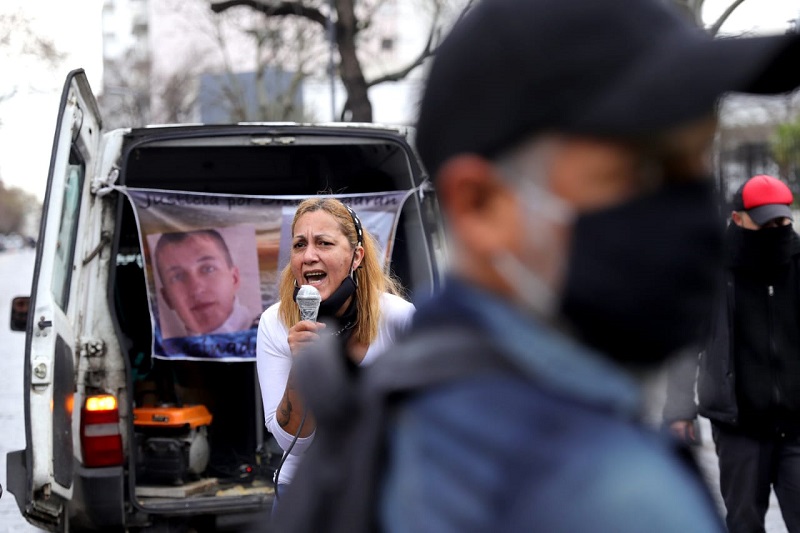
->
(367, 326, 516, 395)
(290, 326, 513, 429)
(274, 326, 515, 533)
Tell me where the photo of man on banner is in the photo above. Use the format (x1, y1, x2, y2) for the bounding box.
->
(147, 225, 262, 340)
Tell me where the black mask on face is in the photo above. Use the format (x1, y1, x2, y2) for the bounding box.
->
(728, 222, 794, 270)
(560, 180, 723, 365)
(293, 275, 357, 319)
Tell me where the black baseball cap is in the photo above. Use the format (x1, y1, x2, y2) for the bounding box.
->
(415, 0, 800, 178)
(732, 174, 794, 225)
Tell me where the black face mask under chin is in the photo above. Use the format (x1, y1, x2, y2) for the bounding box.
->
(560, 180, 723, 365)
(293, 275, 357, 319)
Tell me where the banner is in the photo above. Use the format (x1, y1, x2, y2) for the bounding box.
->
(122, 188, 411, 362)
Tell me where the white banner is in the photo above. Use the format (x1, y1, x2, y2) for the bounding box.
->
(122, 188, 411, 361)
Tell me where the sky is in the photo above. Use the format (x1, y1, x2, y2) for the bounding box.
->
(0, 0, 798, 201)
(0, 0, 103, 201)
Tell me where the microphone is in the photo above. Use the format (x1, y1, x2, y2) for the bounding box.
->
(296, 285, 321, 322)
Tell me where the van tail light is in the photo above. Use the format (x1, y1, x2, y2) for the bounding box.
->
(81, 394, 123, 467)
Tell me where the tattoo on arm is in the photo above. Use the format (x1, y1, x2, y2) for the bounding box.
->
(277, 399, 292, 428)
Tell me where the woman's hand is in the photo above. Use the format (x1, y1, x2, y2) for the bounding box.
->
(668, 419, 700, 445)
(287, 320, 327, 356)
(278, 320, 325, 437)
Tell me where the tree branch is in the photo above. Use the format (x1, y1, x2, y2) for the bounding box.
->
(454, 0, 477, 25)
(210, 1, 329, 28)
(708, 0, 749, 36)
(356, 0, 391, 34)
(366, 6, 441, 88)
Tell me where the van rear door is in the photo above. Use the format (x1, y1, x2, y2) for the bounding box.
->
(8, 69, 102, 528)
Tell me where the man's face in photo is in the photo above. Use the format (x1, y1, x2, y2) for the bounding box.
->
(157, 233, 241, 335)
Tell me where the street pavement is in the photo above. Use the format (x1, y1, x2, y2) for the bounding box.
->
(0, 249, 41, 532)
(0, 248, 790, 531)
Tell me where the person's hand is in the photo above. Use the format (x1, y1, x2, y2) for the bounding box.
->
(287, 320, 326, 356)
(668, 419, 698, 445)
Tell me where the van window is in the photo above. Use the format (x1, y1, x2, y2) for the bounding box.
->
(51, 152, 84, 310)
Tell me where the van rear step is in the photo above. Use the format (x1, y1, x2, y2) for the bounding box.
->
(136, 477, 219, 498)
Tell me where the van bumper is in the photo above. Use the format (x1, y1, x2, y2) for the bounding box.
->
(70, 461, 125, 529)
(6, 449, 28, 520)
(6, 451, 124, 530)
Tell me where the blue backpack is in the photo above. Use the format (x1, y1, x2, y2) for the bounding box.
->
(272, 327, 509, 532)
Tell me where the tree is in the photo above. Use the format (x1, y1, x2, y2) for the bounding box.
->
(99, 55, 153, 129)
(0, 9, 57, 226)
(196, 1, 321, 122)
(770, 118, 800, 185)
(0, 180, 39, 235)
(102, 0, 325, 126)
(209, 0, 472, 122)
(0, 9, 64, 121)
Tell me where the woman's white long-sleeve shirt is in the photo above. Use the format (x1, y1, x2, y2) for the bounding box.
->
(256, 292, 415, 485)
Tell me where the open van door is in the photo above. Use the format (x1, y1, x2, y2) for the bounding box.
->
(7, 69, 102, 529)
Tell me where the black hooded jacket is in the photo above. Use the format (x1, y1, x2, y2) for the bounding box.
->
(697, 223, 800, 435)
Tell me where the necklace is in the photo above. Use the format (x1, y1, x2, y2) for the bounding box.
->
(333, 320, 356, 337)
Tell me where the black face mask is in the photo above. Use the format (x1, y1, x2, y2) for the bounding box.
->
(293, 275, 357, 319)
(728, 222, 794, 270)
(560, 180, 723, 365)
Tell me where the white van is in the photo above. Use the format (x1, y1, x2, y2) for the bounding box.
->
(6, 69, 444, 532)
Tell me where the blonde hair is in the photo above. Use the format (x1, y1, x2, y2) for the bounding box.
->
(277, 197, 403, 345)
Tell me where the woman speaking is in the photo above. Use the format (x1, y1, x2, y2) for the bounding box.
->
(256, 197, 415, 499)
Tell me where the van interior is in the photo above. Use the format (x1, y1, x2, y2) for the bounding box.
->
(110, 127, 439, 513)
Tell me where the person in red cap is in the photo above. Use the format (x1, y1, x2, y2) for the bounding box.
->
(667, 174, 800, 532)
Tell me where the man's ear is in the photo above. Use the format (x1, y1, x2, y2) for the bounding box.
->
(436, 155, 519, 256)
(231, 266, 241, 291)
(161, 287, 174, 310)
(731, 211, 743, 227)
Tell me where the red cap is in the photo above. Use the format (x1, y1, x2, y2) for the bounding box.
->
(733, 175, 793, 225)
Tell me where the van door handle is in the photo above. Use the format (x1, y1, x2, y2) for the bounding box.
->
(37, 317, 53, 330)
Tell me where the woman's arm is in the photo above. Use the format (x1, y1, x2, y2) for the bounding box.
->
(273, 355, 316, 437)
(256, 306, 318, 452)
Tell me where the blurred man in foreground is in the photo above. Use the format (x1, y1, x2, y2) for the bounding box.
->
(378, 0, 800, 530)
(276, 0, 800, 531)
(668, 175, 800, 532)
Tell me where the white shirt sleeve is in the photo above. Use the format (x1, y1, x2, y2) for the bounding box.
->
(256, 303, 315, 455)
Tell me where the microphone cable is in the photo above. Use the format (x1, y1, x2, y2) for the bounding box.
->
(272, 408, 307, 498)
(273, 299, 355, 496)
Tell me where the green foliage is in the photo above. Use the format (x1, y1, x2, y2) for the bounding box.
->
(770, 119, 800, 185)
(0, 180, 39, 235)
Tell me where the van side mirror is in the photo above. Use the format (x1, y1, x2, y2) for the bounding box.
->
(10, 296, 30, 332)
